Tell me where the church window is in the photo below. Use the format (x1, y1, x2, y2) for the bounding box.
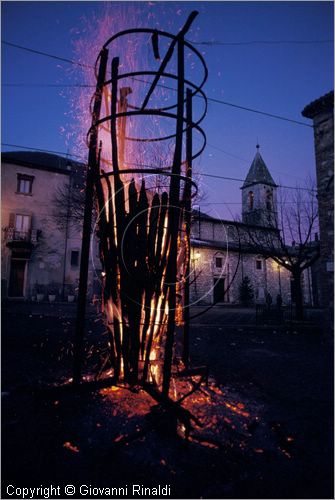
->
(256, 259, 262, 270)
(248, 191, 254, 209)
(215, 257, 223, 268)
(266, 190, 272, 210)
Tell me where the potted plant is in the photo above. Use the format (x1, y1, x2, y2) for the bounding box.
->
(35, 283, 45, 302)
(67, 284, 75, 303)
(48, 283, 57, 303)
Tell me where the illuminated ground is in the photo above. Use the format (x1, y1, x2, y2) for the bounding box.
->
(2, 302, 333, 499)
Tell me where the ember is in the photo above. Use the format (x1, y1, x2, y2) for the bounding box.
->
(224, 402, 250, 418)
(63, 442, 80, 453)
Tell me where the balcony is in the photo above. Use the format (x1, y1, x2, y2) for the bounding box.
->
(3, 227, 40, 250)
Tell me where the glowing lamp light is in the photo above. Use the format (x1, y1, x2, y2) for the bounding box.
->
(195, 251, 201, 259)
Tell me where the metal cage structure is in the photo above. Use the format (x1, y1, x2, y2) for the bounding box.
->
(73, 11, 207, 398)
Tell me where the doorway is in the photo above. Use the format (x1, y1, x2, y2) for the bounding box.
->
(213, 277, 226, 303)
(8, 259, 27, 297)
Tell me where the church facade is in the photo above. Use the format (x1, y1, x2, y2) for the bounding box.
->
(2, 148, 317, 308)
(189, 147, 315, 306)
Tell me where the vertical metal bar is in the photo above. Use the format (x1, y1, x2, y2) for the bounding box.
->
(162, 35, 185, 397)
(118, 87, 132, 167)
(110, 57, 131, 381)
(61, 172, 72, 299)
(73, 48, 108, 385)
(110, 58, 126, 242)
(198, 205, 201, 238)
(110, 58, 120, 177)
(182, 88, 193, 367)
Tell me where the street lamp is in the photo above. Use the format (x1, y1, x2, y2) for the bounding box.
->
(277, 264, 282, 295)
(191, 249, 201, 296)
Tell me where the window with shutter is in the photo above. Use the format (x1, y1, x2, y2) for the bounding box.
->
(12, 214, 31, 241)
(15, 214, 30, 232)
(8, 213, 15, 227)
(17, 174, 34, 194)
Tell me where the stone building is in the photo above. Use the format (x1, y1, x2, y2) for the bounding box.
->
(302, 91, 334, 313)
(1, 151, 99, 300)
(2, 148, 317, 308)
(189, 147, 314, 306)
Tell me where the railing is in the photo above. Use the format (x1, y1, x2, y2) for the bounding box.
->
(4, 228, 39, 244)
(255, 304, 285, 324)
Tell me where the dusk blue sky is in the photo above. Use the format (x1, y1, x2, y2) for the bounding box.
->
(2, 1, 334, 219)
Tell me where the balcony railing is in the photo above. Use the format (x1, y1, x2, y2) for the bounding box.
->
(4, 228, 39, 245)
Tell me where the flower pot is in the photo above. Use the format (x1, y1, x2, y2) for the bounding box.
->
(67, 295, 75, 303)
(36, 293, 44, 302)
(48, 294, 56, 303)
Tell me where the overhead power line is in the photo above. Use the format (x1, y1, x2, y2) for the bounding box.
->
(1, 142, 82, 158)
(199, 201, 300, 204)
(1, 142, 316, 192)
(207, 97, 312, 127)
(205, 142, 249, 163)
(1, 41, 91, 69)
(190, 39, 333, 46)
(2, 40, 313, 128)
(200, 172, 243, 182)
(2, 83, 93, 88)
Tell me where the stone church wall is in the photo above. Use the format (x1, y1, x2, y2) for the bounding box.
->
(190, 239, 293, 306)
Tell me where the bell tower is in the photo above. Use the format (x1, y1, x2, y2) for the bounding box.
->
(242, 145, 278, 227)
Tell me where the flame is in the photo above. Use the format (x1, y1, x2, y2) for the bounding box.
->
(100, 386, 120, 395)
(69, 5, 205, 392)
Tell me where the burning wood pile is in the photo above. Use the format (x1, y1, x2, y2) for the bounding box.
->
(97, 377, 265, 453)
(73, 9, 208, 418)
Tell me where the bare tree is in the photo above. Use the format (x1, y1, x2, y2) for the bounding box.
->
(242, 182, 319, 320)
(52, 182, 84, 231)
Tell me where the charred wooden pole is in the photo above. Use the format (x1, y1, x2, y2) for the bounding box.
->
(162, 30, 187, 397)
(73, 48, 108, 385)
(182, 88, 193, 367)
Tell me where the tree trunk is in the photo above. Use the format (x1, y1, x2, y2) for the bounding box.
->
(292, 270, 304, 321)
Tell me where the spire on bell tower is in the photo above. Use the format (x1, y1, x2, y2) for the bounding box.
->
(241, 145, 278, 228)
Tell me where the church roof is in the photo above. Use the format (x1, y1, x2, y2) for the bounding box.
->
(302, 90, 334, 119)
(242, 147, 277, 188)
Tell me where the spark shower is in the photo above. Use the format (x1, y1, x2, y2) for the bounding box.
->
(73, 11, 207, 398)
